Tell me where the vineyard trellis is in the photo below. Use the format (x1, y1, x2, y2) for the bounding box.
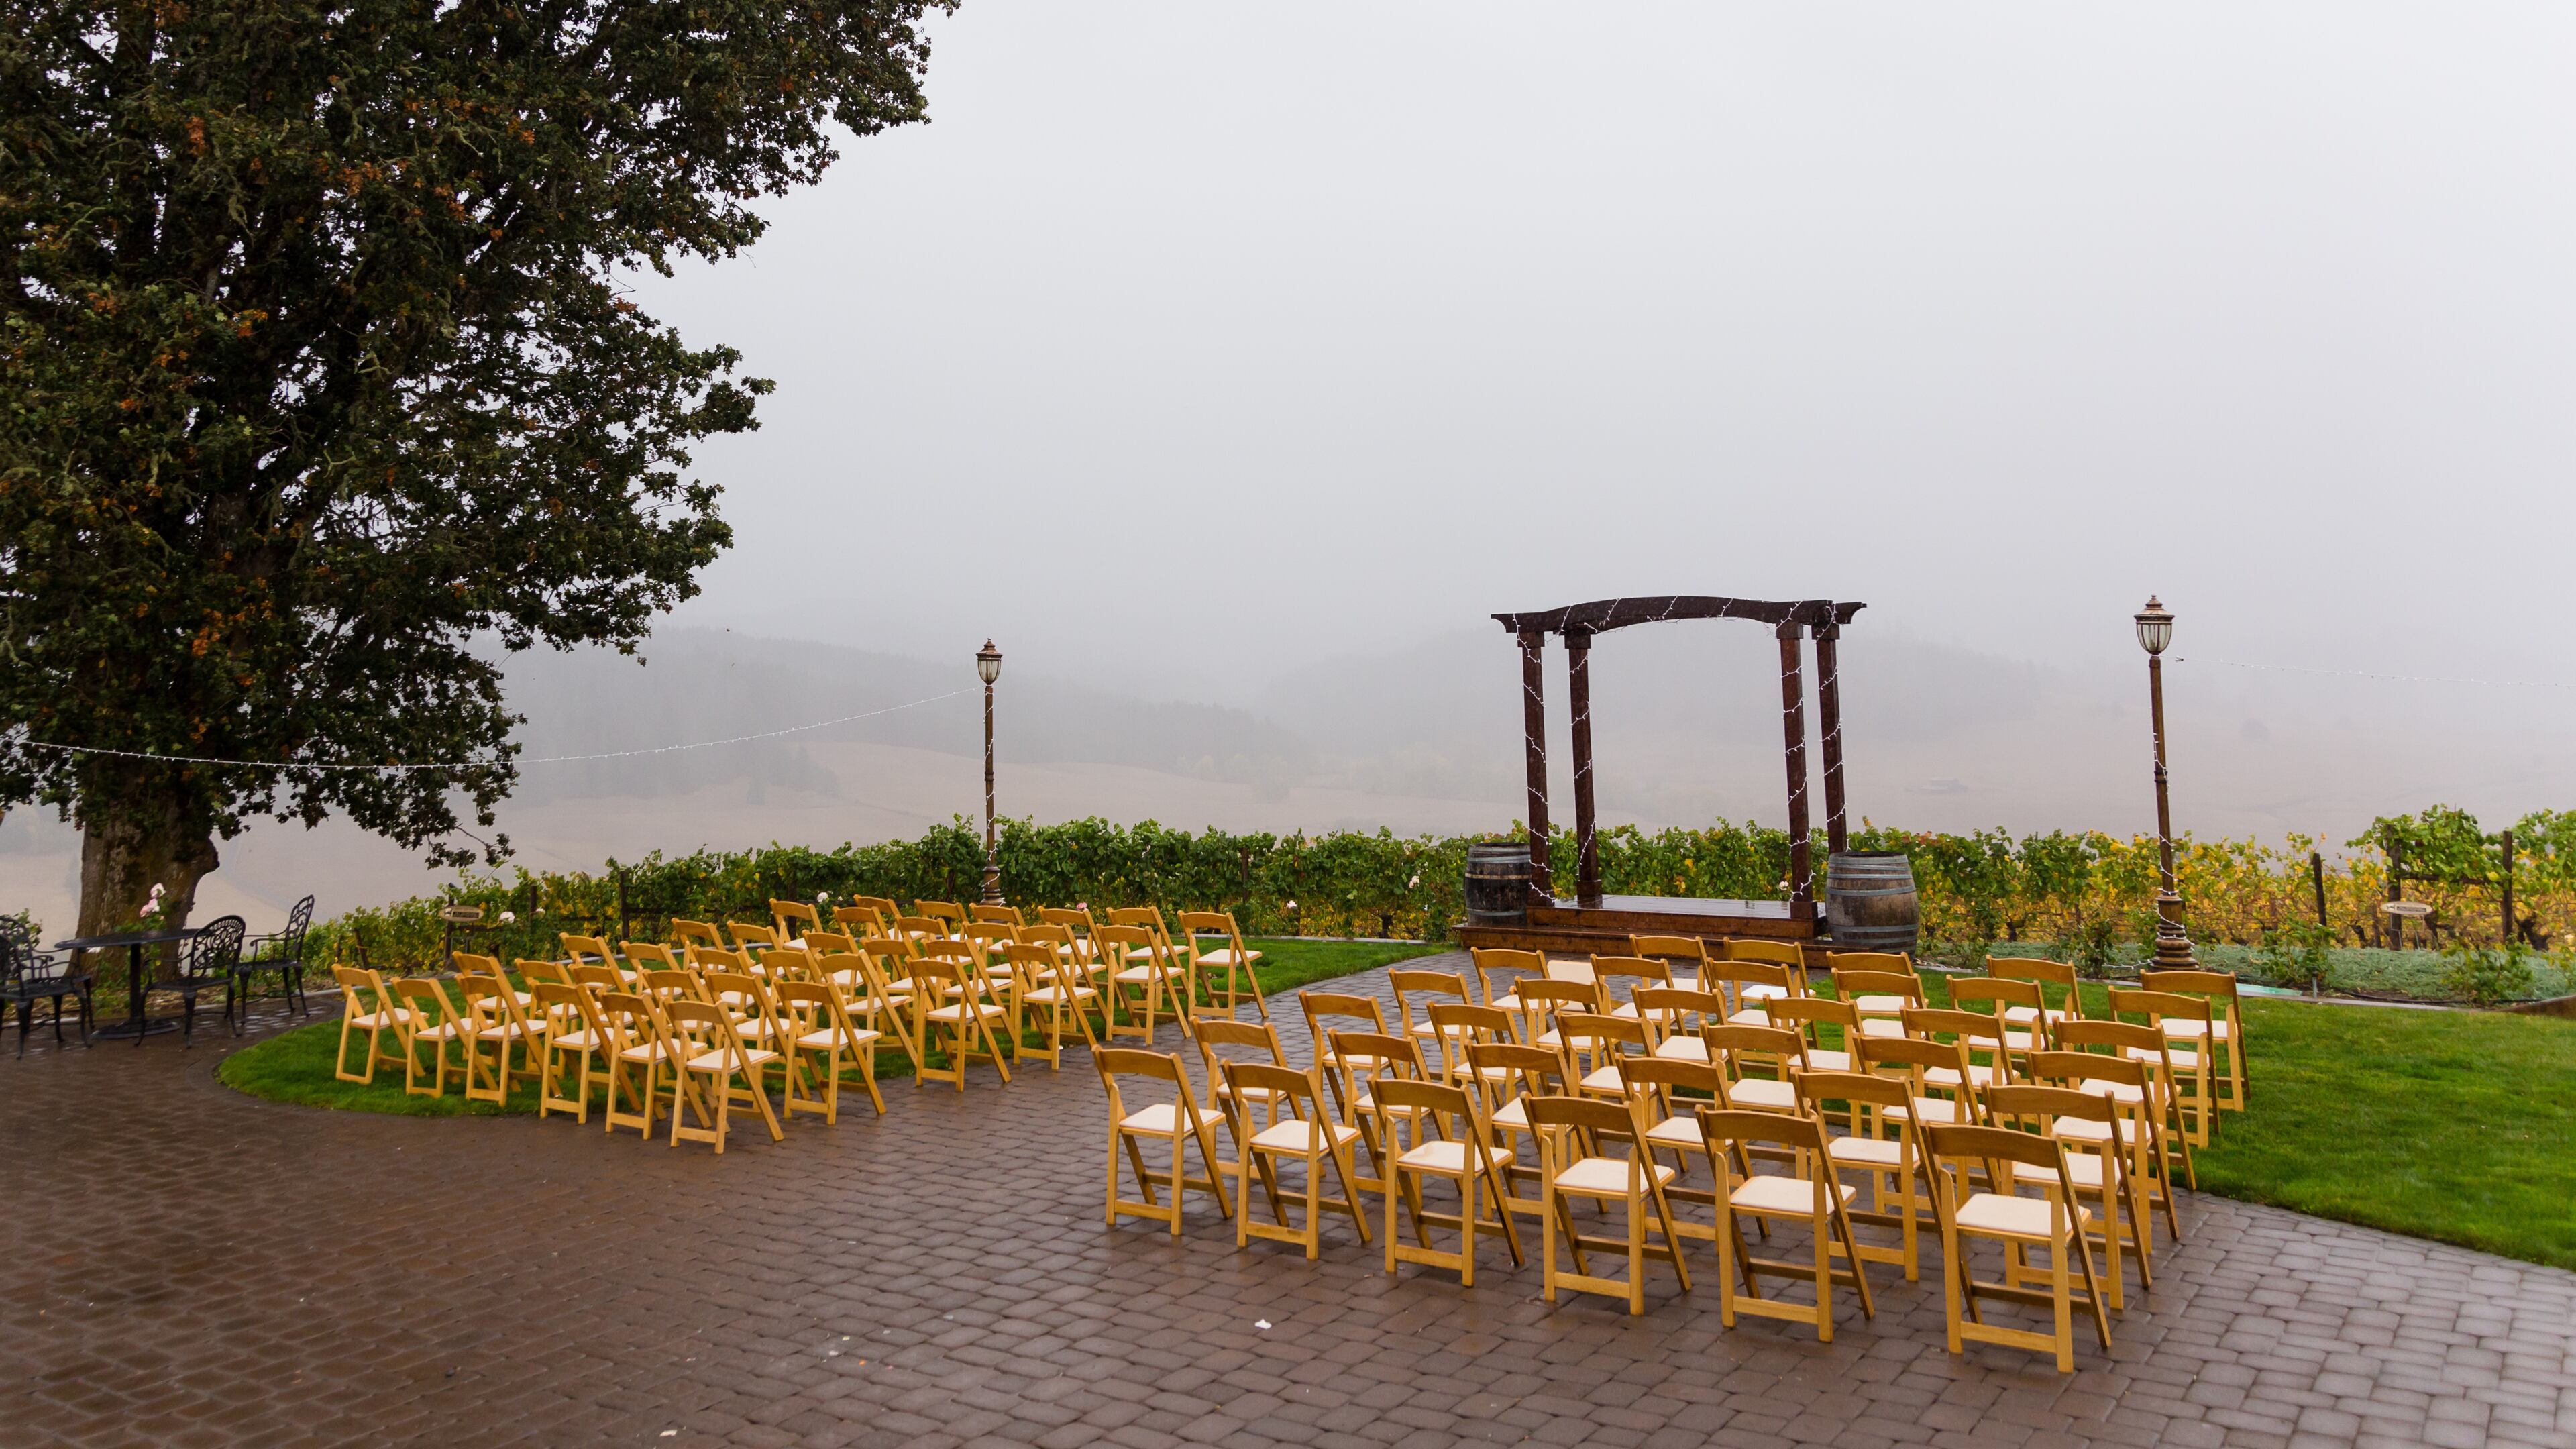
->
(298, 807, 2576, 977)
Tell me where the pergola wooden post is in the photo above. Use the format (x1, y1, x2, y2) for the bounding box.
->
(1517, 629, 1552, 898)
(1566, 627, 1602, 904)
(1493, 596, 1864, 923)
(1813, 618, 1849, 857)
(1776, 621, 1813, 910)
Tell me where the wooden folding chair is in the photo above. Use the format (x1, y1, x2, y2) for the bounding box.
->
(2055, 1018, 2197, 1199)
(1795, 1070, 1929, 1282)
(1555, 1010, 1650, 1103)
(797, 929, 857, 959)
(1613, 1055, 1744, 1246)
(771, 898, 821, 943)
(774, 978, 886, 1122)
(1697, 1107, 1876, 1342)
(669, 919, 726, 956)
(1762, 995, 1861, 1075)
(1992, 955, 2084, 1030)
(1328, 1028, 1430, 1197)
(969, 902, 1026, 928)
(559, 933, 625, 985)
(1428, 1001, 1518, 1091)
(839, 897, 902, 928)
(530, 979, 610, 1124)
(1635, 985, 1728, 1065)
(1390, 968, 1472, 1073)
(1226, 1061, 1371, 1260)
(1470, 947, 1548, 1026)
(892, 914, 948, 947)
(1037, 907, 1107, 984)
(1592, 953, 1673, 1028)
(1097, 1047, 1234, 1234)
(1526, 1093, 1693, 1314)
(1985, 1083, 2148, 1311)
(1299, 990, 1391, 1124)
(1856, 1031, 1985, 1131)
(1371, 1075, 1523, 1284)
(1628, 934, 1712, 991)
(2026, 1046, 2181, 1254)
(662, 998, 784, 1150)
(1831, 967, 1923, 1040)
(622, 940, 682, 975)
(330, 965, 409, 1085)
(1704, 958, 1799, 1026)
(1008, 941, 1103, 1068)
(1464, 1038, 1577, 1217)
(1177, 910, 1265, 1022)
(911, 957, 1012, 1089)
(1722, 937, 1809, 1002)
(963, 912, 1020, 969)
(847, 896, 901, 926)
(2108, 987, 2217, 1147)
(1193, 1017, 1294, 1179)
(1097, 923, 1179, 1041)
(597, 989, 674, 1138)
(914, 900, 969, 934)
(1903, 1006, 2016, 1098)
(922, 936, 1016, 1048)
(459, 969, 545, 1105)
(704, 969, 791, 1097)
(1958, 977, 2052, 1063)
(386, 976, 466, 1097)
(843, 938, 924, 1069)
(2139, 969, 2246, 1110)
(1515, 977, 1606, 1054)
(570, 962, 625, 997)
(1704, 1022, 1811, 1115)
(1922, 1122, 2114, 1373)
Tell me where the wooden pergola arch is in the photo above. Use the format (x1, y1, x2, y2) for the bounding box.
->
(1495, 595, 1867, 910)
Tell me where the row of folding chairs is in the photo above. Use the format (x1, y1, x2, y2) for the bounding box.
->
(1448, 941, 2242, 1144)
(323, 900, 1273, 1142)
(671, 898, 1270, 1041)
(1098, 957, 2229, 1373)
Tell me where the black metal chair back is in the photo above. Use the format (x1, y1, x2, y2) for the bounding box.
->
(3, 916, 93, 1053)
(180, 916, 247, 983)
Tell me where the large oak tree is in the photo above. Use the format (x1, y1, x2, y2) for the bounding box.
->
(1, 0, 942, 936)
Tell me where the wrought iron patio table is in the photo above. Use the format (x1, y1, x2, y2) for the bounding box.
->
(52, 928, 208, 1040)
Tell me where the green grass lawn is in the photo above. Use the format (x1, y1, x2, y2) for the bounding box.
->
(2186, 998, 2576, 1270)
(218, 936, 1439, 1118)
(1826, 972, 2576, 1270)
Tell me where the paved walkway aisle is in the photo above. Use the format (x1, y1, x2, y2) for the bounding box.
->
(2, 955, 2571, 1448)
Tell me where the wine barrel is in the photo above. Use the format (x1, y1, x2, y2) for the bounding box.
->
(1463, 842, 1533, 926)
(1825, 851, 1920, 954)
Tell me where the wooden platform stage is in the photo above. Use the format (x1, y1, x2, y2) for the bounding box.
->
(1452, 893, 1829, 962)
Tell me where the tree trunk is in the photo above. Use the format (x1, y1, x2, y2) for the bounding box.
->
(78, 793, 221, 975)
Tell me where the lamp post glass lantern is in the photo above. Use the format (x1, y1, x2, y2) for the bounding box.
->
(978, 641, 1003, 905)
(2135, 596, 2195, 969)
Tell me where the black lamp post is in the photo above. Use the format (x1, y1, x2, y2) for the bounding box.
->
(977, 639, 1004, 906)
(2135, 596, 2197, 971)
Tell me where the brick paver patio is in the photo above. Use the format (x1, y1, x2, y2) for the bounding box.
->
(3, 954, 2571, 1448)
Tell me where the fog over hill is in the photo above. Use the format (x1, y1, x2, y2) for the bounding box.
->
(5, 621, 2565, 937)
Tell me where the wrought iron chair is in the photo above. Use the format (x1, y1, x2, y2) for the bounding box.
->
(146, 915, 244, 1045)
(235, 894, 315, 1022)
(3, 918, 93, 1056)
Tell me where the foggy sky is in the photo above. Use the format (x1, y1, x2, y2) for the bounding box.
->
(10, 3, 2576, 932)
(643, 1, 2576, 700)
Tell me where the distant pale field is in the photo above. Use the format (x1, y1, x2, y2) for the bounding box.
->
(0, 741, 1662, 937)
